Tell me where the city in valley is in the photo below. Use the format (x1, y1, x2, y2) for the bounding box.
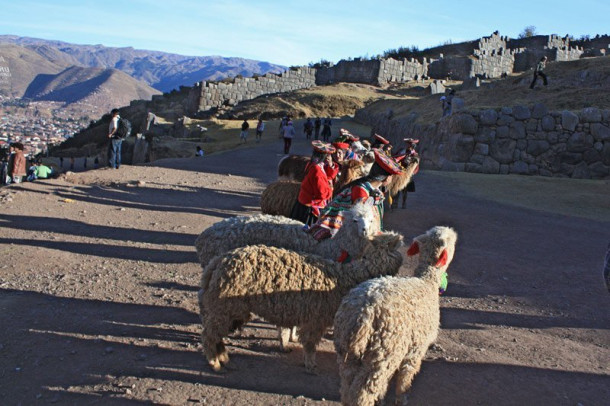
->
(0, 97, 100, 157)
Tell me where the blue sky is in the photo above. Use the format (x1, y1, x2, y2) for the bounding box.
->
(2, 0, 609, 66)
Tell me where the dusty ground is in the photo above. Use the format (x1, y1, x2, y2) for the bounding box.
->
(0, 131, 609, 405)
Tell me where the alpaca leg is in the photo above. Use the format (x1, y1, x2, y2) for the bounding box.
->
(401, 190, 408, 209)
(394, 358, 423, 405)
(298, 328, 325, 373)
(289, 326, 299, 342)
(217, 342, 230, 365)
(277, 327, 291, 352)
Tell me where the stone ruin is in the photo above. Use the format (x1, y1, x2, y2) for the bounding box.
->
(166, 31, 602, 116)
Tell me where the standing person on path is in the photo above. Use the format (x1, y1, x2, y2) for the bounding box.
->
(278, 116, 287, 139)
(70, 156, 75, 171)
(240, 119, 249, 143)
(107, 108, 123, 169)
(442, 89, 455, 117)
(303, 117, 314, 140)
(8, 143, 26, 184)
(314, 117, 322, 140)
(59, 157, 64, 169)
(290, 141, 336, 226)
(321, 118, 332, 141)
(255, 118, 265, 142)
(530, 56, 548, 89)
(282, 119, 296, 154)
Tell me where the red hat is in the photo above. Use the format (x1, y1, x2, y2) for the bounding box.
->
(373, 149, 402, 175)
(339, 128, 360, 142)
(374, 134, 390, 145)
(404, 138, 420, 144)
(394, 154, 406, 162)
(311, 140, 336, 154)
(332, 142, 350, 150)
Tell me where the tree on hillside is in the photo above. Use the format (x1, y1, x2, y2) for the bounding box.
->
(519, 26, 537, 38)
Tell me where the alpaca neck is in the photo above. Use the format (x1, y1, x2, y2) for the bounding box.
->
(341, 250, 401, 286)
(415, 264, 442, 287)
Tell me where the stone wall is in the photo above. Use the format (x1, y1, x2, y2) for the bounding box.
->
(315, 59, 381, 85)
(355, 105, 610, 180)
(378, 57, 428, 83)
(179, 31, 599, 115)
(189, 67, 317, 114)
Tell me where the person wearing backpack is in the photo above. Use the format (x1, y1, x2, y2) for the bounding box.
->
(108, 108, 123, 169)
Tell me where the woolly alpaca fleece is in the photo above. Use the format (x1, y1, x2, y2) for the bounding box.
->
(278, 154, 310, 181)
(198, 231, 404, 372)
(334, 226, 458, 406)
(260, 179, 301, 217)
(194, 203, 377, 268)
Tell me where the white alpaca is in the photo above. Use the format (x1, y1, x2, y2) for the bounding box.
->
(334, 226, 458, 405)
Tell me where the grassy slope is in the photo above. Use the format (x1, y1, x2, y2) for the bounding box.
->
(362, 57, 610, 124)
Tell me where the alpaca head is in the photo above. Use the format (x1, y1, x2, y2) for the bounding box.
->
(407, 226, 458, 281)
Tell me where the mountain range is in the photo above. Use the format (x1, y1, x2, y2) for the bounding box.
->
(0, 35, 286, 107)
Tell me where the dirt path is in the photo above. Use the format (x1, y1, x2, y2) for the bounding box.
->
(0, 132, 608, 405)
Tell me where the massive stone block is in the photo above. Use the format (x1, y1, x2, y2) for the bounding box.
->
(482, 156, 500, 173)
(527, 140, 550, 156)
(479, 109, 498, 126)
(567, 132, 594, 152)
(541, 115, 556, 131)
(450, 114, 478, 135)
(590, 123, 610, 141)
(513, 105, 531, 120)
(511, 161, 529, 174)
(580, 107, 602, 123)
(490, 138, 517, 164)
(509, 121, 526, 139)
(531, 103, 548, 119)
(561, 110, 579, 131)
(447, 134, 475, 162)
(589, 162, 609, 178)
(571, 162, 591, 179)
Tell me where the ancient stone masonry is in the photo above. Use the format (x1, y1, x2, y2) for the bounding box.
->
(166, 31, 600, 115)
(356, 105, 610, 180)
(185, 67, 317, 115)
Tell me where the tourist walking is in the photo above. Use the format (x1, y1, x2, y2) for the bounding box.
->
(108, 108, 123, 169)
(282, 119, 296, 154)
(442, 89, 455, 117)
(240, 119, 249, 143)
(530, 56, 548, 89)
(255, 119, 265, 142)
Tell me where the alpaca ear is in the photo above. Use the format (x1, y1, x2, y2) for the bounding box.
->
(435, 249, 449, 268)
(407, 241, 419, 256)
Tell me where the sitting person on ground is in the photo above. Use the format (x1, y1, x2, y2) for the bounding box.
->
(308, 148, 402, 241)
(196, 146, 204, 157)
(27, 159, 55, 181)
(290, 141, 336, 226)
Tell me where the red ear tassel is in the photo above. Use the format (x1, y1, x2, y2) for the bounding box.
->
(407, 241, 420, 256)
(435, 249, 448, 268)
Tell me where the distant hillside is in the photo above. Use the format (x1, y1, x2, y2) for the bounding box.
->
(0, 43, 76, 97)
(0, 35, 286, 92)
(24, 66, 161, 110)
